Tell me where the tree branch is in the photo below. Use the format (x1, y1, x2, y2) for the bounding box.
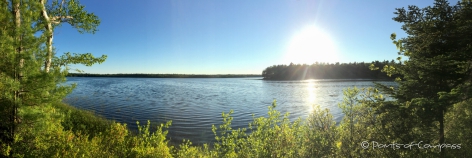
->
(50, 15, 73, 24)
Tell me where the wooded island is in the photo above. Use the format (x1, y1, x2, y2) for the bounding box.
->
(262, 60, 401, 80)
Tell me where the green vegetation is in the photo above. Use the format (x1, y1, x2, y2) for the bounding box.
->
(67, 73, 262, 78)
(371, 0, 472, 156)
(262, 60, 401, 80)
(1, 0, 472, 157)
(0, 0, 107, 155)
(1, 88, 471, 157)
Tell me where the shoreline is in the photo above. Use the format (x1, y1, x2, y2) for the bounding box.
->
(67, 73, 262, 78)
(261, 78, 395, 82)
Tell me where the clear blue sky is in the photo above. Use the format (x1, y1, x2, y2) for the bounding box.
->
(54, 0, 436, 74)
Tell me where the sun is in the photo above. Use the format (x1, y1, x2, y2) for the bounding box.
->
(284, 25, 338, 65)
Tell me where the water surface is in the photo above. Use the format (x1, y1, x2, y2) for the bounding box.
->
(64, 77, 395, 145)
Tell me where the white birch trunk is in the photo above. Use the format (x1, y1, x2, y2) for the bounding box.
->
(40, 0, 53, 73)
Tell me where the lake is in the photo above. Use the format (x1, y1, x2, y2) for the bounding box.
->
(64, 77, 395, 145)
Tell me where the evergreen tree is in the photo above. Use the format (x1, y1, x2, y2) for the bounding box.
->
(374, 0, 472, 155)
(0, 0, 106, 151)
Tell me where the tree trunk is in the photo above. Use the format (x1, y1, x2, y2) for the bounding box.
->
(11, 0, 22, 143)
(40, 0, 53, 73)
(439, 108, 445, 157)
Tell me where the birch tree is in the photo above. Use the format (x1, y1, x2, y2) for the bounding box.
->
(0, 0, 106, 150)
(39, 0, 105, 73)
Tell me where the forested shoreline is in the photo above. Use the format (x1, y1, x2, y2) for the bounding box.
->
(262, 60, 401, 80)
(67, 73, 261, 78)
(1, 0, 472, 157)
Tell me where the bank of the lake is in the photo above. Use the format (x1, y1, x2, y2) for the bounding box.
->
(64, 77, 397, 145)
(9, 89, 471, 157)
(67, 73, 261, 78)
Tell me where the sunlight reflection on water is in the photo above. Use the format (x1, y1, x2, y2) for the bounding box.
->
(64, 77, 396, 145)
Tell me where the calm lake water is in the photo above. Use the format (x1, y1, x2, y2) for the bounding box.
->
(64, 77, 395, 145)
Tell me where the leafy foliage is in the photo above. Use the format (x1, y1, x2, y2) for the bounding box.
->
(46, 0, 101, 34)
(0, 0, 106, 155)
(444, 98, 472, 157)
(1, 0, 471, 157)
(2, 87, 470, 157)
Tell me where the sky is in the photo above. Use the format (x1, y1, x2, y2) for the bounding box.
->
(53, 0, 437, 74)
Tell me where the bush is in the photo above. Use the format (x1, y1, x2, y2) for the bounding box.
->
(445, 98, 472, 157)
(53, 102, 113, 138)
(2, 88, 471, 157)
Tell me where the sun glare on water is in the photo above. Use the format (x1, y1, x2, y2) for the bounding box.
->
(284, 25, 338, 65)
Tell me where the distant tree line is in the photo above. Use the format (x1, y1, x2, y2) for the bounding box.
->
(262, 60, 401, 80)
(67, 73, 262, 78)
(2, 0, 472, 157)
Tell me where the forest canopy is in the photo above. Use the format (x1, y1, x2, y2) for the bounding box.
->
(262, 60, 401, 80)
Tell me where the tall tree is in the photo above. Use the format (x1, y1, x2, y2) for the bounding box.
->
(39, 0, 102, 73)
(0, 0, 106, 150)
(375, 0, 472, 155)
(1, 0, 42, 145)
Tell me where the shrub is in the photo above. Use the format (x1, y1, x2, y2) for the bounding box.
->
(4, 87, 470, 157)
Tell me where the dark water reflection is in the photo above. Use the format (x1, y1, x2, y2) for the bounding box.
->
(64, 77, 396, 145)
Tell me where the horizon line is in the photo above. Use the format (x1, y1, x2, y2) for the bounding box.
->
(68, 73, 262, 75)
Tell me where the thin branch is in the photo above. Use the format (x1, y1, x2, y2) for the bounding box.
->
(50, 15, 73, 24)
(61, 0, 65, 11)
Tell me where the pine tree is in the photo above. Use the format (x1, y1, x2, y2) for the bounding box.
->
(0, 0, 107, 152)
(375, 0, 472, 156)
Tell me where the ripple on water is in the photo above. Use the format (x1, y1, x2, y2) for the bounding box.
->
(65, 78, 396, 145)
